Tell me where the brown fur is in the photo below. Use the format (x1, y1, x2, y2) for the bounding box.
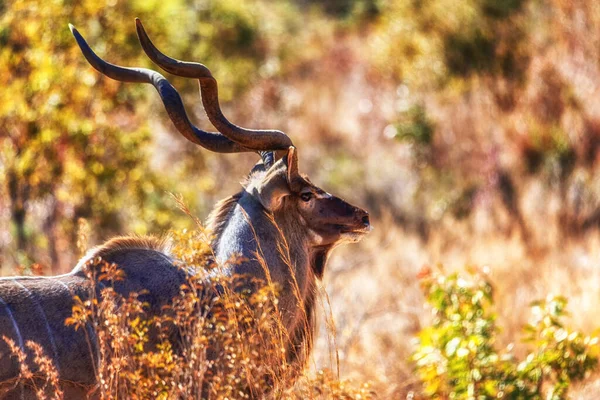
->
(87, 235, 171, 260)
(206, 192, 243, 243)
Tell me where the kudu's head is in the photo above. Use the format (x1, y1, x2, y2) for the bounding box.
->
(250, 147, 370, 249)
(70, 19, 371, 265)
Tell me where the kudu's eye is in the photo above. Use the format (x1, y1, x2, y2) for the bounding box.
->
(300, 192, 313, 202)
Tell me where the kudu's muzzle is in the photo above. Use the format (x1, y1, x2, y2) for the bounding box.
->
(322, 196, 371, 233)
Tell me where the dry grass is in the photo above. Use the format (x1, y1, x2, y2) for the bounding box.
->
(4, 1, 600, 399)
(4, 221, 376, 399)
(318, 216, 600, 398)
(1, 337, 63, 399)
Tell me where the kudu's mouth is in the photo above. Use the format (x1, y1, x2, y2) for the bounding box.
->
(336, 214, 373, 235)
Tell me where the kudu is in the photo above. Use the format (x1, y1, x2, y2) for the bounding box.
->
(0, 19, 371, 398)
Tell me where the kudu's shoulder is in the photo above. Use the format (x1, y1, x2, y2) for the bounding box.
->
(91, 235, 171, 257)
(72, 235, 174, 275)
(72, 236, 186, 305)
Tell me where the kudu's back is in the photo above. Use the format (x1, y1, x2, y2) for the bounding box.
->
(0, 274, 93, 384)
(0, 239, 186, 398)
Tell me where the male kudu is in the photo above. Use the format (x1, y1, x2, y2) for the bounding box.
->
(0, 19, 371, 398)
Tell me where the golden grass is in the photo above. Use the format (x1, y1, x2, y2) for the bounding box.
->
(3, 216, 376, 399)
(4, 2, 600, 398)
(1, 337, 63, 399)
(317, 209, 600, 398)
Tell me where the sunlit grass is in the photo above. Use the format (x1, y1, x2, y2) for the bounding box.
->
(3, 221, 375, 399)
(4, 0, 600, 398)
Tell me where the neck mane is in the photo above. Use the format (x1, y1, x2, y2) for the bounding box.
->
(206, 190, 331, 281)
(205, 189, 327, 366)
(206, 191, 244, 248)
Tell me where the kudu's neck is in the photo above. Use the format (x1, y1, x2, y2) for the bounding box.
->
(209, 190, 322, 330)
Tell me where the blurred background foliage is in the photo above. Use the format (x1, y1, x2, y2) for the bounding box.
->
(4, 0, 600, 397)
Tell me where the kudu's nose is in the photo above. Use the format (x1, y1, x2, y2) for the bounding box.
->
(354, 207, 371, 229)
(362, 214, 370, 226)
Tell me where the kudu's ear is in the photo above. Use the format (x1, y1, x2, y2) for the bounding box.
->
(254, 160, 291, 211)
(286, 146, 304, 192)
(286, 147, 299, 182)
(254, 147, 301, 211)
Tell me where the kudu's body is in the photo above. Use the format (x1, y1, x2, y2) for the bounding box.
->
(0, 20, 370, 398)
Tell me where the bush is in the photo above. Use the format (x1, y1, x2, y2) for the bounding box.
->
(413, 266, 600, 399)
(5, 226, 375, 399)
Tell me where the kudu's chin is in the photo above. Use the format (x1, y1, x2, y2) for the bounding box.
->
(340, 229, 371, 243)
(336, 219, 373, 243)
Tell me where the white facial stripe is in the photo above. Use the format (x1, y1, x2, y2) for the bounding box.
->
(315, 191, 333, 199)
(13, 280, 61, 374)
